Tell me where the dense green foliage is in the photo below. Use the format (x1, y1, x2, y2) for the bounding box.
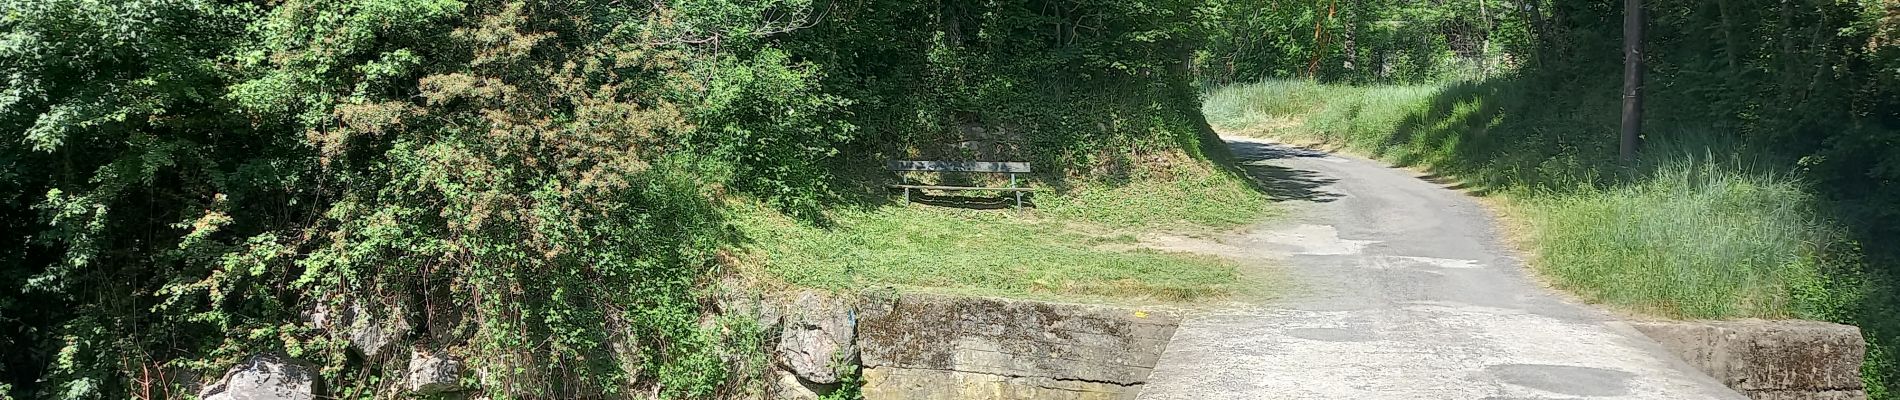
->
(3, 0, 832, 397)
(0, 0, 1222, 398)
(1197, 0, 1529, 83)
(789, 0, 1218, 178)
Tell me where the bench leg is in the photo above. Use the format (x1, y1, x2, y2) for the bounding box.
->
(1011, 173, 1022, 208)
(902, 175, 910, 203)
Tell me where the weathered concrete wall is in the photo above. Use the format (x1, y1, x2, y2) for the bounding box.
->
(856, 292, 1180, 400)
(1630, 320, 1867, 400)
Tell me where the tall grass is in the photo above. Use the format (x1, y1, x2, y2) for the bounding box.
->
(1521, 160, 1850, 319)
(1203, 80, 1440, 137)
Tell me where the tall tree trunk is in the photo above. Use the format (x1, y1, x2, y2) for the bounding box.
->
(1621, 0, 1645, 163)
(1479, 0, 1493, 78)
(1343, 0, 1360, 74)
(1715, 0, 1741, 71)
(1517, 0, 1551, 63)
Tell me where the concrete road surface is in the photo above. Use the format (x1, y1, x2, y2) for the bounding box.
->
(1136, 137, 1744, 400)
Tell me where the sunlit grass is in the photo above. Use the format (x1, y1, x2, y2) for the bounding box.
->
(736, 165, 1275, 304)
(1518, 160, 1847, 319)
(1039, 163, 1276, 232)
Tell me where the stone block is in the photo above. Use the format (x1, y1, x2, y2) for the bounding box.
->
(407, 350, 469, 395)
(1632, 320, 1866, 400)
(777, 290, 857, 384)
(862, 367, 1135, 400)
(856, 292, 1179, 399)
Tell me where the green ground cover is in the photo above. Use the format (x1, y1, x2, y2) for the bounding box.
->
(1204, 79, 1897, 396)
(738, 164, 1274, 304)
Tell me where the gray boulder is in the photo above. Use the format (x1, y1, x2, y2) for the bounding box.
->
(714, 276, 785, 330)
(407, 350, 469, 395)
(770, 369, 826, 400)
(776, 290, 857, 384)
(198, 353, 318, 400)
(301, 306, 330, 331)
(341, 299, 411, 359)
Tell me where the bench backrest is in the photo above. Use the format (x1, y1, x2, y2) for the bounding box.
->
(886, 160, 1031, 173)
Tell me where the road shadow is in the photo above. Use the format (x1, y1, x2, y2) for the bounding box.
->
(1415, 172, 1475, 192)
(1225, 139, 1343, 203)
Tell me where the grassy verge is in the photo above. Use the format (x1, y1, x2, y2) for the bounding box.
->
(1518, 161, 1852, 319)
(734, 162, 1273, 304)
(1205, 79, 1895, 397)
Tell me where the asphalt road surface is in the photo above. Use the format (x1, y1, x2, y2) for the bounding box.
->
(1136, 137, 1744, 400)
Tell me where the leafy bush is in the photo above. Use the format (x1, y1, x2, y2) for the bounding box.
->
(0, 0, 846, 396)
(788, 0, 1219, 178)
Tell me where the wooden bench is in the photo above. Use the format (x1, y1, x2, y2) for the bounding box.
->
(887, 160, 1038, 207)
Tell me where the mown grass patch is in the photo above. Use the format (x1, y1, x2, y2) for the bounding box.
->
(735, 204, 1245, 303)
(735, 165, 1275, 304)
(1039, 163, 1277, 232)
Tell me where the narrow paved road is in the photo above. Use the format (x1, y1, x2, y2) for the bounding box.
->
(1136, 137, 1744, 399)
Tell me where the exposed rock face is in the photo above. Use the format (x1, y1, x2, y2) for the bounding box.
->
(351, 299, 410, 360)
(855, 292, 1179, 400)
(776, 290, 857, 384)
(407, 350, 469, 395)
(770, 369, 832, 400)
(302, 306, 330, 331)
(199, 353, 319, 400)
(715, 276, 786, 331)
(308, 298, 413, 360)
(345, 300, 411, 360)
(1631, 320, 1867, 400)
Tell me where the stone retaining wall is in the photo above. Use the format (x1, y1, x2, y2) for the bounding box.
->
(854, 292, 1181, 400)
(1630, 320, 1867, 400)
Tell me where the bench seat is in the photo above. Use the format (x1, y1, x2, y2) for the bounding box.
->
(887, 160, 1035, 207)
